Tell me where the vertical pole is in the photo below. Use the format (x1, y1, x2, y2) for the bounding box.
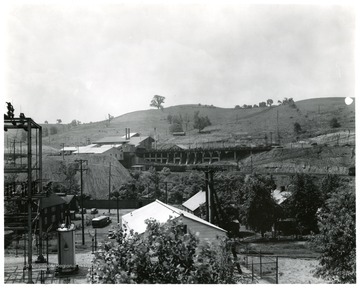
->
(27, 120, 33, 283)
(260, 251, 262, 278)
(116, 197, 119, 224)
(80, 162, 85, 245)
(165, 182, 168, 204)
(46, 233, 50, 274)
(108, 162, 111, 213)
(95, 229, 97, 251)
(252, 259, 254, 282)
(204, 171, 209, 222)
(276, 256, 279, 284)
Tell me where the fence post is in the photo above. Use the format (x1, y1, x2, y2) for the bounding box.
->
(276, 256, 279, 284)
(260, 250, 262, 278)
(252, 259, 254, 282)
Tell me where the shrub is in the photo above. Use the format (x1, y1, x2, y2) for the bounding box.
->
(88, 219, 237, 284)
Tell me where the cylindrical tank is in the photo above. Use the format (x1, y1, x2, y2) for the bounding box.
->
(57, 223, 77, 272)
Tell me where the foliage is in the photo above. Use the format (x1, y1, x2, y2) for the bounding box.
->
(239, 175, 278, 236)
(56, 119, 62, 124)
(311, 186, 355, 283)
(52, 162, 80, 195)
(193, 111, 211, 132)
(169, 115, 184, 133)
(49, 126, 58, 135)
(88, 219, 237, 284)
(150, 95, 165, 110)
(293, 122, 302, 134)
(329, 118, 341, 128)
(267, 99, 273, 106)
(284, 174, 321, 233)
(258, 102, 266, 108)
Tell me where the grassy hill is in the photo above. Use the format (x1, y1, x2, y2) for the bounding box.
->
(40, 97, 355, 149)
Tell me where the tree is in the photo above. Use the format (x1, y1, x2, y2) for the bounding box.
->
(234, 105, 240, 109)
(293, 122, 302, 134)
(285, 174, 321, 234)
(311, 186, 355, 283)
(56, 119, 62, 124)
(44, 120, 48, 124)
(258, 102, 266, 108)
(49, 126, 58, 135)
(267, 99, 273, 106)
(239, 176, 278, 236)
(169, 115, 183, 133)
(330, 118, 341, 128)
(88, 218, 237, 284)
(193, 111, 211, 132)
(150, 95, 165, 110)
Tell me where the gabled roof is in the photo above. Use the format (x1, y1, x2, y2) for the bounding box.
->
(182, 191, 206, 212)
(40, 194, 66, 209)
(59, 195, 75, 204)
(122, 199, 226, 234)
(156, 143, 184, 150)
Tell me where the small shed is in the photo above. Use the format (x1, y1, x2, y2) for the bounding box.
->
(122, 200, 226, 244)
(182, 190, 206, 217)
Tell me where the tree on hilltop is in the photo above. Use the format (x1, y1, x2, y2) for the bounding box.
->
(150, 95, 165, 110)
(267, 99, 274, 106)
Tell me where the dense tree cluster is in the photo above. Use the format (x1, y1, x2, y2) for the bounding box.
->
(88, 219, 237, 284)
(193, 111, 211, 132)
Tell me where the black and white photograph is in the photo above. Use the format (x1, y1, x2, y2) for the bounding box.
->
(2, 0, 356, 285)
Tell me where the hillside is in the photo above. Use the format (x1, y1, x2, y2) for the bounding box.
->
(42, 154, 131, 199)
(40, 97, 355, 149)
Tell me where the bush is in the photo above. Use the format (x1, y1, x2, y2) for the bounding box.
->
(330, 118, 341, 128)
(88, 219, 237, 284)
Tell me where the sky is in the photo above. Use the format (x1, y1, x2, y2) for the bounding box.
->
(2, 1, 356, 124)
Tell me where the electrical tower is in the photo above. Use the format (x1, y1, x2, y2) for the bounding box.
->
(75, 159, 88, 245)
(4, 102, 43, 284)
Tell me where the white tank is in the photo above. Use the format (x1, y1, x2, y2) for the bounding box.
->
(57, 223, 76, 271)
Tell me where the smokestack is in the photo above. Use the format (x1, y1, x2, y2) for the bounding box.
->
(128, 128, 131, 139)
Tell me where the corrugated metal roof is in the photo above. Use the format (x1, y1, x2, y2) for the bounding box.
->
(182, 191, 206, 212)
(122, 199, 226, 234)
(74, 144, 121, 154)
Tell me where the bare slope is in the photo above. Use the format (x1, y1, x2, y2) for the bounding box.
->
(42, 154, 131, 199)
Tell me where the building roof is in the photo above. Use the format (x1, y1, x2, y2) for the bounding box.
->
(73, 144, 121, 154)
(128, 136, 154, 147)
(93, 136, 129, 144)
(59, 195, 75, 205)
(122, 199, 226, 235)
(182, 191, 206, 212)
(40, 194, 66, 209)
(121, 132, 140, 139)
(272, 189, 292, 204)
(60, 147, 78, 152)
(156, 143, 183, 150)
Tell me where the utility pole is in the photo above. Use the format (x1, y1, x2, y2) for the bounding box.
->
(276, 110, 280, 145)
(75, 159, 88, 245)
(108, 162, 111, 213)
(61, 143, 65, 160)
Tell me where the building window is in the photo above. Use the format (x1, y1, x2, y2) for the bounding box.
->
(44, 217, 48, 225)
(44, 208, 47, 214)
(51, 215, 56, 223)
(52, 206, 56, 213)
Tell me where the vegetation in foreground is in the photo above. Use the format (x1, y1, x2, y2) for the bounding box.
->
(88, 219, 237, 284)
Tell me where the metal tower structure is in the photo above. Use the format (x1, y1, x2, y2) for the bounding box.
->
(4, 102, 43, 284)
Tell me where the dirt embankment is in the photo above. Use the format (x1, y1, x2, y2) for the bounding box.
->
(42, 154, 131, 199)
(240, 146, 354, 175)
